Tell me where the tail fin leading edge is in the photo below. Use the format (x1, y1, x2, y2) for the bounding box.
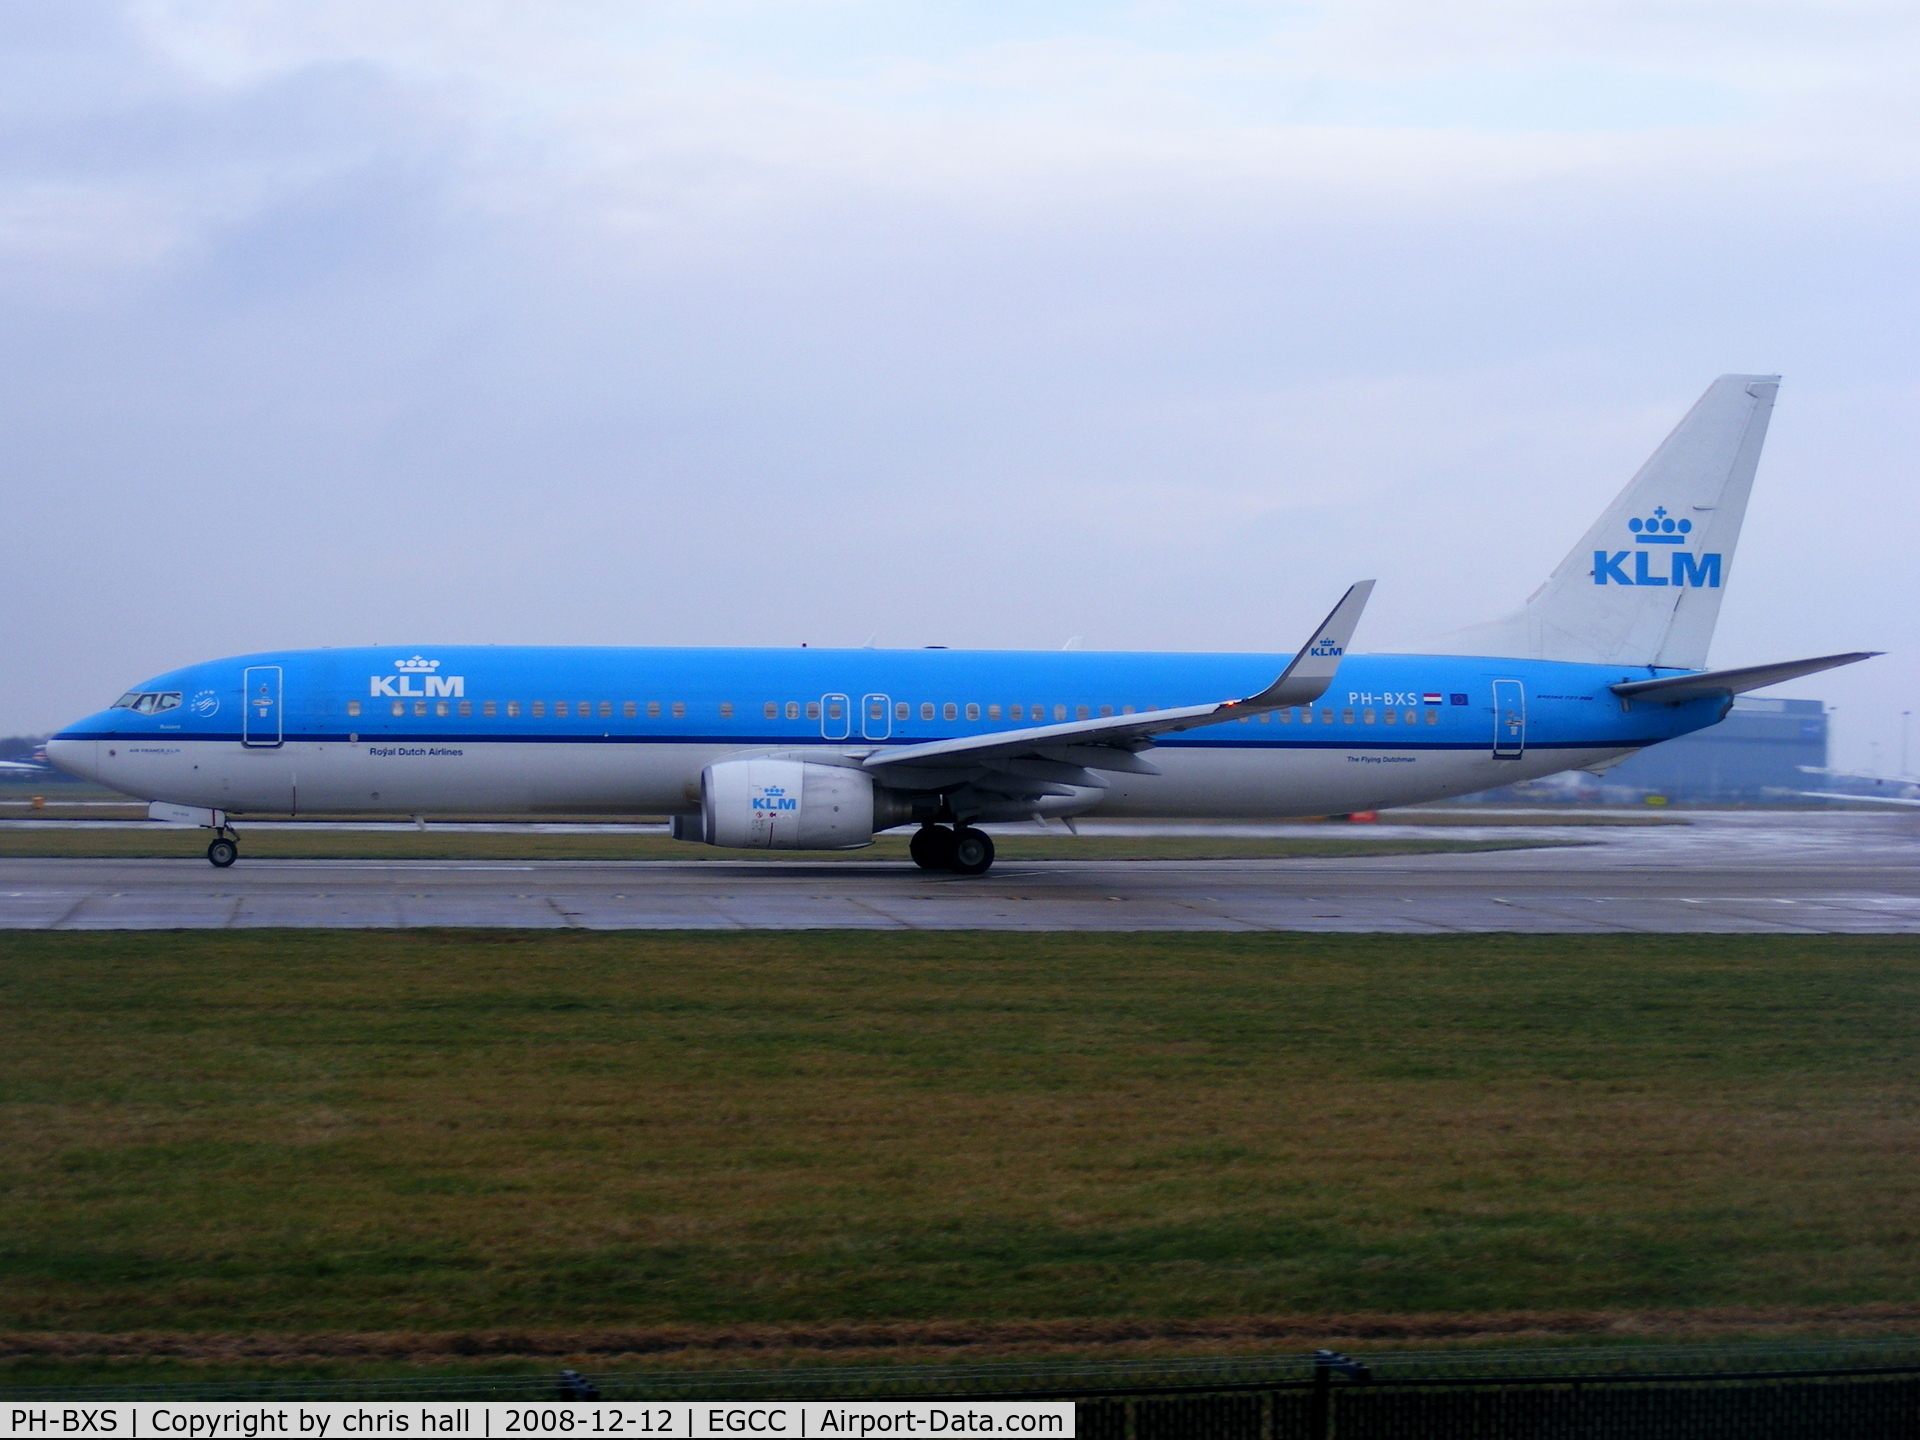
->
(1418, 375, 1780, 669)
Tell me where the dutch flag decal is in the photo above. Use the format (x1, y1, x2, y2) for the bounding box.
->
(1422, 693, 1443, 705)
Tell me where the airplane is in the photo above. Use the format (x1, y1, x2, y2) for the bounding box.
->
(0, 743, 49, 774)
(47, 375, 1880, 874)
(1792, 766, 1920, 808)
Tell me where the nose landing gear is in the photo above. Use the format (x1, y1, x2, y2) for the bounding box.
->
(909, 824, 996, 875)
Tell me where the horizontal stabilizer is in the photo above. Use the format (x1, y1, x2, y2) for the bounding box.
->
(1610, 651, 1879, 705)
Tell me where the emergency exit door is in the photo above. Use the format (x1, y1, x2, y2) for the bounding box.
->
(1492, 679, 1525, 758)
(242, 665, 283, 748)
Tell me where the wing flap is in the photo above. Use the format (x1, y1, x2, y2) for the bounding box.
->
(865, 581, 1374, 783)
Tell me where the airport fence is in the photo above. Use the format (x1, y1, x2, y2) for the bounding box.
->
(7, 1335, 1920, 1437)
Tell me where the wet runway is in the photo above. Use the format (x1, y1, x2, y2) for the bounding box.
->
(4, 812, 1920, 933)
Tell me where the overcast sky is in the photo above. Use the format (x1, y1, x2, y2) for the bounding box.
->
(4, 1, 1917, 770)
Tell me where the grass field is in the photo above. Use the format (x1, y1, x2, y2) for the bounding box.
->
(4, 928, 1918, 1379)
(0, 829, 1579, 861)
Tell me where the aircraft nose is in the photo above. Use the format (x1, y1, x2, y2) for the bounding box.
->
(45, 738, 98, 783)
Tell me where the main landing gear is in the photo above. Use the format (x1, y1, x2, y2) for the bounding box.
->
(910, 824, 996, 876)
(206, 832, 239, 868)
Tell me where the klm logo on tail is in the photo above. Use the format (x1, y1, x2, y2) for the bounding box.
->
(1593, 507, 1721, 588)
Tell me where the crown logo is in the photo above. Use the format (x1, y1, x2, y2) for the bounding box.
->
(393, 656, 441, 672)
(1628, 506, 1691, 544)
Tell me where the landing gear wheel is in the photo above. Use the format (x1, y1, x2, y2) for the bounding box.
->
(910, 825, 956, 870)
(207, 837, 238, 868)
(949, 827, 995, 876)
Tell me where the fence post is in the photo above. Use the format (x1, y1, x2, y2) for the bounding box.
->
(1308, 1359, 1331, 1440)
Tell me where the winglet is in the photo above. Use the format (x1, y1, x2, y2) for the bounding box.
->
(1238, 580, 1375, 711)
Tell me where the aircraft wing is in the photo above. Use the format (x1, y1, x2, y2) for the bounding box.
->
(1797, 790, 1920, 808)
(0, 758, 47, 773)
(1610, 651, 1879, 705)
(863, 582, 1373, 794)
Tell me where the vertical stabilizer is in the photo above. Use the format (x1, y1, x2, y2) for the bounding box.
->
(1415, 375, 1779, 669)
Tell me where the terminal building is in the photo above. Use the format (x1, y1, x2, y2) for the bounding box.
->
(1462, 697, 1829, 805)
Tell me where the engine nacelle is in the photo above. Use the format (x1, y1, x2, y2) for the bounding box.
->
(695, 759, 899, 850)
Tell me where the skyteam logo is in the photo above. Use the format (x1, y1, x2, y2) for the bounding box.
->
(753, 785, 798, 813)
(370, 656, 465, 698)
(189, 690, 220, 718)
(1594, 505, 1721, 588)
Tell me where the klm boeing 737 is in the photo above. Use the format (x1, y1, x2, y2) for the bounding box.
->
(48, 376, 1878, 874)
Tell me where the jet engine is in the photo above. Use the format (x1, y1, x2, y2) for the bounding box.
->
(674, 758, 915, 849)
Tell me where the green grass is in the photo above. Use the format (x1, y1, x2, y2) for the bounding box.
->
(0, 830, 1575, 861)
(2, 930, 1917, 1347)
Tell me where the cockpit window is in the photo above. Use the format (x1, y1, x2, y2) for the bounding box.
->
(111, 691, 181, 714)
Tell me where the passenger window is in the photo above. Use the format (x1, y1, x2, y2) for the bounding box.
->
(965, 703, 980, 721)
(1363, 709, 1376, 724)
(555, 701, 570, 717)
(806, 701, 820, 720)
(988, 704, 1001, 720)
(648, 701, 662, 717)
(943, 703, 957, 721)
(1425, 709, 1439, 725)
(765, 702, 778, 719)
(459, 700, 472, 717)
(505, 701, 519, 717)
(624, 701, 637, 718)
(578, 700, 590, 716)
(1404, 710, 1417, 725)
(347, 700, 362, 717)
(392, 701, 405, 717)
(533, 701, 546, 717)
(895, 702, 909, 720)
(599, 701, 612, 718)
(672, 701, 686, 718)
(1077, 705, 1090, 720)
(827, 700, 843, 720)
(414, 701, 428, 716)
(720, 702, 734, 718)
(1010, 704, 1023, 720)
(1343, 709, 1355, 724)
(1122, 705, 1135, 715)
(921, 702, 934, 720)
(435, 701, 449, 717)
(1383, 708, 1397, 724)
(1323, 709, 1335, 724)
(1100, 705, 1113, 717)
(1259, 712, 1270, 723)
(786, 701, 801, 720)
(483, 701, 496, 717)
(1054, 705, 1067, 721)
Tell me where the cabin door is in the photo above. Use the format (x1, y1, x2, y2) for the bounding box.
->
(820, 693, 851, 740)
(242, 666, 283, 748)
(1492, 679, 1525, 758)
(862, 693, 892, 740)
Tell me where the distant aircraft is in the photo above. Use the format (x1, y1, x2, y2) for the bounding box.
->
(49, 376, 1879, 873)
(0, 744, 49, 774)
(1794, 766, 1920, 807)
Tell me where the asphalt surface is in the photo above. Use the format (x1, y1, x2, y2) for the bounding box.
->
(4, 812, 1920, 932)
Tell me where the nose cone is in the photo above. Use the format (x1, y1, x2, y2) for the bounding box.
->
(45, 738, 98, 783)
